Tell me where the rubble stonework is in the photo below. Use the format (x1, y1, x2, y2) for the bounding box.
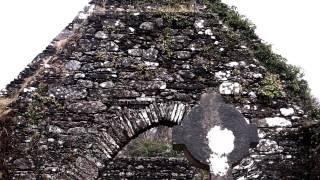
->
(0, 0, 318, 179)
(100, 157, 197, 179)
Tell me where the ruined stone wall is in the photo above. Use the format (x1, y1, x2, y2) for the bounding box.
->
(100, 157, 197, 179)
(0, 0, 317, 179)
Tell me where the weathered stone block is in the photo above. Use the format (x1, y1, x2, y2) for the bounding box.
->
(173, 91, 258, 178)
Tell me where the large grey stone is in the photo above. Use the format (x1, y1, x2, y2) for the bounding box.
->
(65, 60, 81, 71)
(13, 158, 32, 170)
(49, 86, 88, 100)
(194, 19, 205, 29)
(95, 31, 108, 39)
(128, 49, 143, 57)
(100, 81, 115, 88)
(143, 47, 159, 60)
(67, 101, 107, 114)
(219, 82, 242, 95)
(78, 80, 94, 88)
(174, 51, 191, 60)
(256, 117, 292, 127)
(105, 41, 119, 52)
(139, 22, 154, 31)
(75, 157, 99, 180)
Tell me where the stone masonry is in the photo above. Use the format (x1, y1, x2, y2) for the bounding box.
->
(0, 0, 316, 179)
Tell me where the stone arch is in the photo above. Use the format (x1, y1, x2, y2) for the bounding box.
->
(34, 102, 189, 179)
(89, 102, 188, 160)
(109, 103, 188, 156)
(99, 125, 199, 179)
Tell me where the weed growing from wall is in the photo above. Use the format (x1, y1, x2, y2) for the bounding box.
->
(258, 73, 284, 99)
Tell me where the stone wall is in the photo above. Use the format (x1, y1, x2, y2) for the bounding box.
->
(0, 0, 317, 179)
(100, 157, 197, 179)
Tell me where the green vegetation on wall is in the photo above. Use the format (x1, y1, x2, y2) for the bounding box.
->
(258, 73, 284, 99)
(119, 127, 181, 157)
(126, 138, 172, 157)
(203, 0, 319, 119)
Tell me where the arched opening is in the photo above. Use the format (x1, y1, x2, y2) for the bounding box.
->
(118, 126, 178, 157)
(99, 125, 209, 179)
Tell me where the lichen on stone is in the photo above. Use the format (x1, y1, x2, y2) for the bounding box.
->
(207, 126, 235, 176)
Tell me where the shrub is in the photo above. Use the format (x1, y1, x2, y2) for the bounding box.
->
(309, 97, 320, 119)
(258, 73, 284, 99)
(125, 137, 176, 157)
(194, 169, 209, 180)
(120, 127, 181, 157)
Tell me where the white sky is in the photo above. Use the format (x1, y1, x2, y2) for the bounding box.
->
(222, 0, 320, 99)
(0, 0, 319, 99)
(0, 0, 90, 91)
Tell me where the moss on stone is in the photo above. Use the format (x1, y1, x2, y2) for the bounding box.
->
(24, 92, 62, 125)
(95, 51, 108, 61)
(257, 73, 284, 99)
(126, 138, 171, 157)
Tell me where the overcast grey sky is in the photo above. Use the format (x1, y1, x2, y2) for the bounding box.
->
(0, 0, 89, 91)
(0, 0, 319, 99)
(222, 0, 320, 99)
